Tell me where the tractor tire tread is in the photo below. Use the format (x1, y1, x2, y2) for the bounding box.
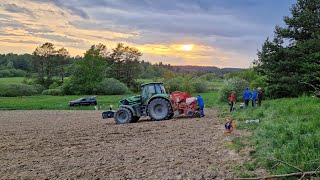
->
(148, 98, 172, 121)
(114, 107, 133, 124)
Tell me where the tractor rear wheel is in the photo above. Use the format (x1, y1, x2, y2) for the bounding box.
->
(148, 98, 172, 121)
(114, 107, 132, 124)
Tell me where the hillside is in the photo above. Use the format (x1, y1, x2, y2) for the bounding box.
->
(172, 65, 242, 74)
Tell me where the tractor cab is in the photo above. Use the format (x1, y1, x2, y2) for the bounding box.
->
(141, 82, 167, 105)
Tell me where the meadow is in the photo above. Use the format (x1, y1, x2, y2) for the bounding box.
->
(0, 90, 224, 110)
(230, 96, 320, 176)
(0, 77, 225, 110)
(0, 77, 24, 85)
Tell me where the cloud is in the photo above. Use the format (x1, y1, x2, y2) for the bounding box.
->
(0, 0, 294, 68)
(37, 34, 83, 43)
(1, 3, 33, 16)
(69, 20, 138, 35)
(0, 19, 24, 29)
(28, 0, 89, 19)
(1, 38, 42, 44)
(0, 32, 25, 37)
(25, 28, 54, 34)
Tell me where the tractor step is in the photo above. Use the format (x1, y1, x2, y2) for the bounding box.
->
(102, 110, 117, 119)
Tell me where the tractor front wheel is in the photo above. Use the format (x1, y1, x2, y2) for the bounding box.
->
(114, 107, 132, 124)
(148, 98, 172, 121)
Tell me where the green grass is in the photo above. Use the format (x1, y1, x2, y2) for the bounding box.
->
(224, 137, 247, 152)
(0, 90, 223, 110)
(207, 80, 224, 88)
(0, 77, 24, 85)
(199, 90, 225, 109)
(0, 95, 132, 110)
(231, 96, 320, 175)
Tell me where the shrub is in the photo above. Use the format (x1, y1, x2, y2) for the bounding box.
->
(10, 69, 26, 77)
(165, 77, 183, 92)
(0, 70, 12, 77)
(192, 79, 209, 93)
(165, 76, 209, 93)
(62, 79, 75, 95)
(0, 84, 38, 97)
(33, 84, 45, 94)
(0, 69, 27, 77)
(199, 73, 221, 81)
(219, 78, 250, 102)
(251, 75, 269, 97)
(96, 78, 129, 95)
(181, 75, 195, 93)
(130, 80, 143, 93)
(41, 89, 63, 96)
(49, 82, 59, 89)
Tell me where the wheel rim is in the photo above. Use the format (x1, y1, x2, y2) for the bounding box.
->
(153, 104, 167, 118)
(117, 111, 128, 123)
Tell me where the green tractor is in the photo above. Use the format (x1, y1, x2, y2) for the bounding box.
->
(102, 82, 174, 124)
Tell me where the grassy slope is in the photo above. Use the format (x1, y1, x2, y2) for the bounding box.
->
(231, 96, 320, 175)
(0, 77, 24, 85)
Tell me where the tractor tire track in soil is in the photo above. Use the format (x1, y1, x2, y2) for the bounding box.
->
(0, 109, 246, 179)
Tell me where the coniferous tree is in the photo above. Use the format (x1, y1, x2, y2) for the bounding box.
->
(254, 0, 320, 98)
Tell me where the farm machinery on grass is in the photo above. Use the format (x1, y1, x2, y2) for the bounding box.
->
(102, 82, 200, 124)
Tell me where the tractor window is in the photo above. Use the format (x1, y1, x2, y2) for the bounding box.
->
(160, 85, 166, 94)
(155, 84, 161, 94)
(148, 85, 156, 94)
(142, 85, 155, 101)
(142, 86, 148, 100)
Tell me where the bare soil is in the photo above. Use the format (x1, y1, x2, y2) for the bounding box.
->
(0, 109, 247, 179)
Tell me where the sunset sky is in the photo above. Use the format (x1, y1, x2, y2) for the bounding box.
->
(0, 0, 293, 68)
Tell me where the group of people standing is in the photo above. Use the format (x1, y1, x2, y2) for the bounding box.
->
(228, 87, 263, 112)
(243, 87, 262, 107)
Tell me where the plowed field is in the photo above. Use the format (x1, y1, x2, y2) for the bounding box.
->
(0, 109, 244, 179)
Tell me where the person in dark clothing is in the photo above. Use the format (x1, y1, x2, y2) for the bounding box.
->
(242, 87, 252, 107)
(257, 87, 263, 106)
(197, 95, 205, 117)
(228, 92, 235, 112)
(252, 88, 258, 107)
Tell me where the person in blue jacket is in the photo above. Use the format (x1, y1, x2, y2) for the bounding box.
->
(242, 87, 252, 107)
(197, 95, 205, 117)
(251, 88, 258, 107)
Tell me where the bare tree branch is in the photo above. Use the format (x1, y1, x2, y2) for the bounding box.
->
(266, 157, 304, 172)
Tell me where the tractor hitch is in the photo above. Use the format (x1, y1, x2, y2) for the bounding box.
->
(102, 110, 117, 119)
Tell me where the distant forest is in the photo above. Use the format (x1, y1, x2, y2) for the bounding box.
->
(0, 42, 241, 96)
(0, 50, 240, 81)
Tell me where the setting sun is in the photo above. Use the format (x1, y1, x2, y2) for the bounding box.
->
(181, 44, 193, 51)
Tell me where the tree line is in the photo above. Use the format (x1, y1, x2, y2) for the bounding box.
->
(0, 42, 178, 95)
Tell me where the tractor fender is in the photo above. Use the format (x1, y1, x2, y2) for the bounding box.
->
(147, 94, 170, 104)
(119, 105, 137, 117)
